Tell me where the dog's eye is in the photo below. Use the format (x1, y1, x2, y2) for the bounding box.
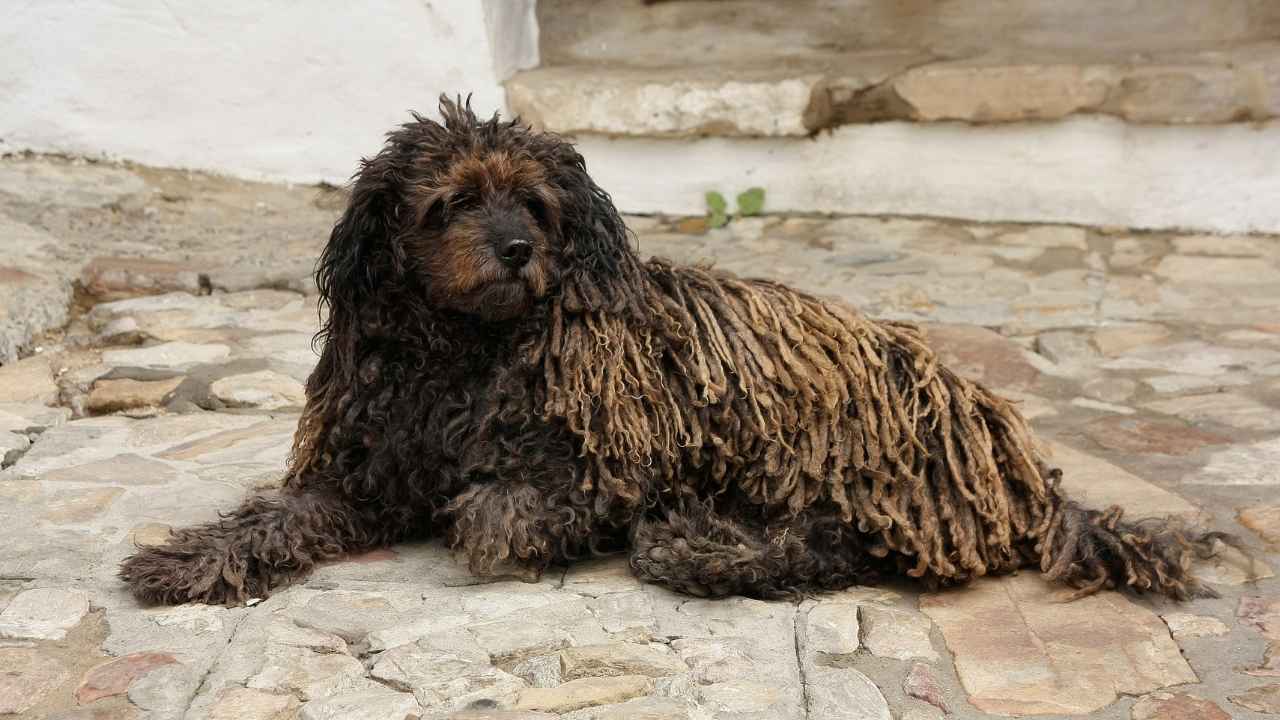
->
(526, 197, 550, 226)
(423, 200, 448, 231)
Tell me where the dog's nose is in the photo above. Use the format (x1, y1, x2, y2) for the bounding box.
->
(498, 238, 533, 269)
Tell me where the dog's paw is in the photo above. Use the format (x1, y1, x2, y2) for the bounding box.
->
(119, 543, 261, 606)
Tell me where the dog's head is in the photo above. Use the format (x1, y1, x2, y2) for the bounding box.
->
(316, 95, 633, 331)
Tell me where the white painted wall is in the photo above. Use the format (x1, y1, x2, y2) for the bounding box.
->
(0, 0, 537, 183)
(578, 117, 1280, 235)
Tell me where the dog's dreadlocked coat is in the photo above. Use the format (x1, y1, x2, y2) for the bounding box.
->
(121, 98, 1223, 606)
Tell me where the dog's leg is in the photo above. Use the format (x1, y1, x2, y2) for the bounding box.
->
(445, 482, 596, 578)
(120, 489, 385, 605)
(630, 502, 883, 599)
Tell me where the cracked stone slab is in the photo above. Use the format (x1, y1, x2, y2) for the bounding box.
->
(1186, 437, 1280, 486)
(1046, 441, 1198, 518)
(370, 627, 528, 711)
(299, 687, 423, 720)
(0, 587, 90, 640)
(508, 65, 832, 138)
(858, 605, 938, 662)
(0, 647, 71, 715)
(921, 574, 1197, 715)
(102, 341, 233, 371)
(0, 354, 59, 404)
(0, 217, 73, 364)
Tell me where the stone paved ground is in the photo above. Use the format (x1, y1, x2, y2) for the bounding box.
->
(1, 154, 1279, 720)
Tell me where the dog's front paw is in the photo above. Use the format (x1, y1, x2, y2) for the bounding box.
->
(120, 541, 262, 606)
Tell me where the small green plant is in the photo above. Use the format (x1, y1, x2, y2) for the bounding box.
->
(705, 187, 765, 228)
(705, 190, 729, 228)
(736, 187, 765, 216)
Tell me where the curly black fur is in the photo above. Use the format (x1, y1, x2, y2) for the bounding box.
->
(121, 96, 1228, 606)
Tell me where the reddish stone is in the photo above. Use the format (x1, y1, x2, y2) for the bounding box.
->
(1239, 597, 1280, 677)
(1239, 596, 1280, 641)
(902, 661, 948, 714)
(75, 652, 178, 704)
(1082, 415, 1229, 456)
(1230, 684, 1280, 714)
(1241, 505, 1280, 547)
(925, 324, 1040, 391)
(0, 266, 38, 284)
(1132, 692, 1230, 720)
(80, 256, 203, 298)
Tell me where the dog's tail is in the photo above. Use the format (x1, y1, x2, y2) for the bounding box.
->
(1032, 478, 1241, 600)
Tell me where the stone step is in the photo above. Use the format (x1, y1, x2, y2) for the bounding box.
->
(512, 0, 1280, 136)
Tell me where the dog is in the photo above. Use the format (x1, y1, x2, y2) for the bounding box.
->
(121, 96, 1223, 606)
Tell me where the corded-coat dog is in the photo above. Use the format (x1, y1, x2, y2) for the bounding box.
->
(121, 97, 1223, 606)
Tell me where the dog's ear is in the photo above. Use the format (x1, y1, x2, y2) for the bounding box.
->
(313, 146, 403, 375)
(547, 147, 643, 315)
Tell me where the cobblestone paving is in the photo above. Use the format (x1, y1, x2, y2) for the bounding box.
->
(1, 155, 1279, 719)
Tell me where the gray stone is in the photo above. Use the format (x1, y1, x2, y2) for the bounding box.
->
(294, 590, 406, 643)
(0, 219, 73, 365)
(559, 643, 687, 681)
(1161, 613, 1230, 641)
(246, 644, 367, 701)
(1082, 377, 1137, 403)
(587, 590, 656, 638)
(1172, 234, 1273, 256)
(1070, 397, 1136, 415)
(0, 159, 147, 207)
(804, 665, 891, 720)
(671, 638, 756, 686)
(0, 430, 30, 466)
(562, 559, 643, 597)
(1186, 437, 1280, 486)
(39, 453, 179, 485)
(1048, 441, 1197, 517)
(205, 687, 300, 720)
(802, 601, 860, 655)
(509, 66, 828, 138)
(126, 662, 202, 718)
(366, 613, 471, 654)
(1146, 393, 1280, 432)
(103, 341, 232, 371)
(515, 675, 652, 714)
(299, 688, 422, 720)
(0, 586, 90, 640)
(469, 617, 572, 664)
(0, 402, 71, 434)
(1156, 255, 1276, 284)
(242, 332, 319, 366)
(859, 605, 938, 662)
(370, 629, 526, 711)
(1093, 323, 1172, 357)
(1191, 541, 1274, 587)
(559, 696, 701, 720)
(1143, 374, 1248, 394)
(1104, 341, 1280, 377)
(210, 369, 306, 409)
(512, 653, 563, 689)
(1036, 330, 1097, 366)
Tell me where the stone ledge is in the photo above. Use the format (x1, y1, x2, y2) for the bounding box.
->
(509, 44, 1280, 136)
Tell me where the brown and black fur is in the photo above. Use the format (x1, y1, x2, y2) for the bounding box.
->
(121, 97, 1227, 606)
